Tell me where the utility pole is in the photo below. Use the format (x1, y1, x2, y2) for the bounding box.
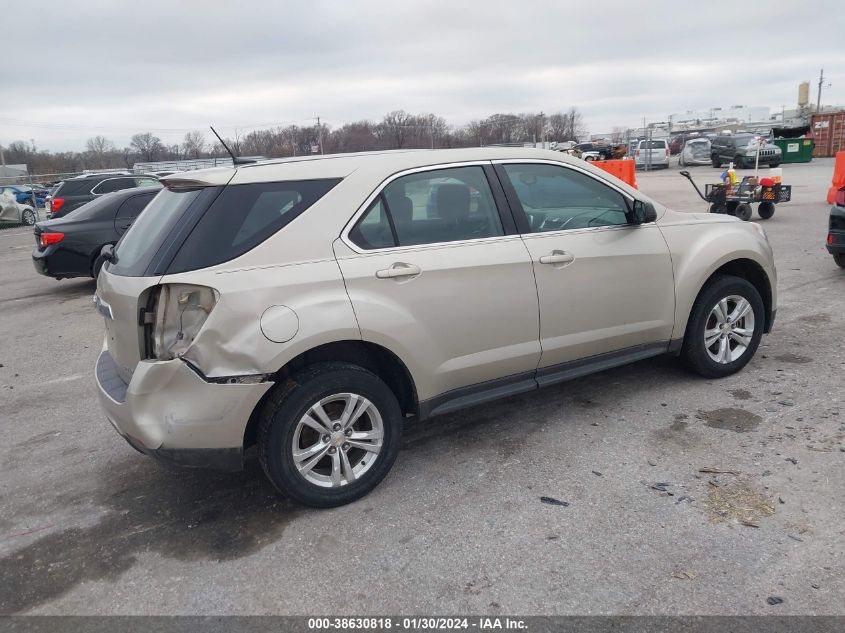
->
(817, 68, 825, 114)
(316, 116, 324, 154)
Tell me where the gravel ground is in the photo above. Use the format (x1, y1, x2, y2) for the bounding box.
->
(0, 158, 842, 615)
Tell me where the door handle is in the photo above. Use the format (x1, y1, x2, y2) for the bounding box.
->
(375, 262, 421, 279)
(538, 250, 575, 266)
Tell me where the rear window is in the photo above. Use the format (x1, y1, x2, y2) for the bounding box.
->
(109, 188, 205, 277)
(61, 192, 124, 220)
(639, 140, 667, 149)
(165, 179, 341, 274)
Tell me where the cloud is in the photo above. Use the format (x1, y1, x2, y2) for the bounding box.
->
(3, 0, 843, 150)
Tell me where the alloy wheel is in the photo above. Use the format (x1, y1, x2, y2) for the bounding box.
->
(703, 295, 755, 364)
(291, 392, 384, 488)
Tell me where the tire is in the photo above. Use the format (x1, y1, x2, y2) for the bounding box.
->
(681, 275, 765, 378)
(709, 203, 727, 214)
(734, 156, 746, 169)
(585, 156, 596, 162)
(21, 209, 36, 225)
(834, 253, 845, 269)
(769, 163, 780, 168)
(711, 155, 721, 168)
(726, 201, 738, 216)
(757, 201, 775, 219)
(92, 254, 107, 278)
(258, 362, 403, 508)
(734, 203, 753, 221)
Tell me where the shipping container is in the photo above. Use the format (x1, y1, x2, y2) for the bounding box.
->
(811, 111, 845, 157)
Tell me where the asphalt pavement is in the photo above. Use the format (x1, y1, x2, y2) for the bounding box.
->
(0, 158, 842, 615)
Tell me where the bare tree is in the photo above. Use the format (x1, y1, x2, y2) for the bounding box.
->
(85, 136, 115, 156)
(182, 131, 206, 159)
(130, 132, 164, 162)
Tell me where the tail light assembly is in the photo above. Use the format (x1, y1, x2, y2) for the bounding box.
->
(143, 284, 218, 360)
(49, 197, 65, 215)
(39, 232, 64, 248)
(835, 187, 845, 207)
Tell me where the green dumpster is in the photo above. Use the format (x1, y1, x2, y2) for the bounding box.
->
(773, 138, 814, 163)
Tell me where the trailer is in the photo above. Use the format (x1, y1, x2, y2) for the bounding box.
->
(679, 170, 791, 221)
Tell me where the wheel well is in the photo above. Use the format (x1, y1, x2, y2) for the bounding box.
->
(705, 259, 773, 331)
(243, 340, 418, 448)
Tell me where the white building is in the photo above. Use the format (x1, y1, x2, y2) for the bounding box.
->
(669, 106, 771, 131)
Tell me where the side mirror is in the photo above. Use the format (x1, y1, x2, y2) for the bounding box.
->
(100, 244, 116, 263)
(631, 200, 657, 224)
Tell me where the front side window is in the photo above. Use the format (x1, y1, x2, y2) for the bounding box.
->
(502, 163, 630, 232)
(349, 166, 503, 249)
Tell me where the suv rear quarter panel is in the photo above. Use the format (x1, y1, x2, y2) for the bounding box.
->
(164, 259, 360, 379)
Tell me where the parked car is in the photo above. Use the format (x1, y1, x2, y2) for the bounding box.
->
(0, 185, 46, 208)
(710, 134, 782, 168)
(571, 142, 612, 161)
(634, 139, 670, 169)
(678, 138, 712, 166)
(94, 148, 776, 507)
(0, 190, 37, 225)
(827, 186, 845, 268)
(47, 174, 159, 218)
(33, 185, 161, 279)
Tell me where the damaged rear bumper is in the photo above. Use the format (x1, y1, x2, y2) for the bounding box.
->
(95, 347, 273, 471)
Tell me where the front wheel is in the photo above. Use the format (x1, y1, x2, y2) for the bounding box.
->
(681, 275, 764, 378)
(834, 253, 845, 269)
(258, 362, 403, 508)
(711, 155, 721, 168)
(21, 209, 36, 225)
(769, 163, 780, 168)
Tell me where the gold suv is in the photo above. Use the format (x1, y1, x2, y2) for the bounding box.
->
(94, 148, 777, 507)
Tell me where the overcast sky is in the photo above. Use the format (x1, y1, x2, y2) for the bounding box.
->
(3, 0, 844, 152)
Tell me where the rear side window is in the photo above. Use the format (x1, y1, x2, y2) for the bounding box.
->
(55, 179, 97, 196)
(116, 192, 156, 220)
(93, 177, 136, 194)
(166, 179, 340, 273)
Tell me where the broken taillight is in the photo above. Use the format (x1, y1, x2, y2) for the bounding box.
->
(147, 284, 218, 360)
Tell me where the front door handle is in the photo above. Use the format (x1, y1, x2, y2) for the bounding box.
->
(538, 250, 575, 266)
(375, 262, 421, 279)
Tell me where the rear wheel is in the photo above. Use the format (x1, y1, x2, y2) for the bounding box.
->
(21, 209, 36, 225)
(681, 275, 764, 378)
(711, 155, 721, 168)
(734, 155, 746, 169)
(757, 201, 775, 219)
(734, 203, 753, 221)
(769, 162, 780, 168)
(258, 362, 403, 508)
(709, 203, 727, 214)
(834, 253, 845, 269)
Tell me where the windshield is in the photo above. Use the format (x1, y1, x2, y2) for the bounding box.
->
(109, 188, 204, 277)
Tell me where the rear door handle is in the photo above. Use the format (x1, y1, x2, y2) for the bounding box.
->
(375, 262, 421, 279)
(538, 250, 575, 266)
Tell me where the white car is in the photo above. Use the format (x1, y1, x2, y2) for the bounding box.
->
(0, 191, 36, 225)
(634, 139, 670, 169)
(679, 138, 713, 167)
